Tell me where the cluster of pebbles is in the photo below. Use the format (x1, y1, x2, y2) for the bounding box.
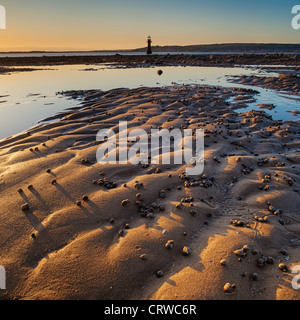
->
(223, 244, 291, 294)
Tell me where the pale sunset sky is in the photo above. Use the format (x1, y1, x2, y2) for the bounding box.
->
(0, 0, 299, 51)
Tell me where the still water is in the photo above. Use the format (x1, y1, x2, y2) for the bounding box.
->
(0, 64, 299, 141)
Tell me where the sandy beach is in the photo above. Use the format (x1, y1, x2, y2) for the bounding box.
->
(0, 63, 299, 300)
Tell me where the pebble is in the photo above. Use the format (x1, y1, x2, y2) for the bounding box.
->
(190, 209, 198, 216)
(267, 256, 275, 264)
(223, 283, 236, 294)
(82, 195, 89, 201)
(165, 240, 174, 249)
(21, 203, 30, 211)
(231, 219, 245, 227)
(121, 199, 129, 206)
(251, 273, 259, 281)
(134, 181, 143, 189)
(182, 246, 191, 256)
(234, 247, 247, 258)
(98, 178, 117, 189)
(159, 190, 166, 198)
(220, 259, 227, 266)
(156, 270, 164, 278)
(81, 158, 90, 165)
(279, 263, 289, 272)
(158, 204, 165, 211)
(280, 249, 288, 256)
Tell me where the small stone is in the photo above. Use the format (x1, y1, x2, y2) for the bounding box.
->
(242, 245, 249, 252)
(190, 209, 198, 216)
(146, 212, 154, 219)
(156, 270, 164, 278)
(158, 204, 165, 211)
(234, 249, 246, 257)
(257, 257, 266, 268)
(176, 203, 182, 209)
(165, 240, 174, 249)
(159, 190, 166, 198)
(279, 263, 288, 272)
(121, 199, 129, 206)
(76, 201, 82, 206)
(82, 195, 89, 201)
(182, 246, 191, 256)
(140, 254, 146, 260)
(251, 273, 259, 281)
(280, 249, 288, 256)
(220, 259, 227, 266)
(223, 283, 236, 294)
(51, 179, 57, 185)
(267, 256, 275, 264)
(151, 202, 158, 209)
(28, 185, 34, 190)
(21, 203, 30, 211)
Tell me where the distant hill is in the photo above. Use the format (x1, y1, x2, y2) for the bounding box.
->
(130, 43, 300, 53)
(1, 43, 300, 55)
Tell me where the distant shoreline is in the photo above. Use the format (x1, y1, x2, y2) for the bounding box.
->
(1, 43, 300, 55)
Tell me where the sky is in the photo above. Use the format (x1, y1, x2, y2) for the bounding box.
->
(0, 0, 299, 51)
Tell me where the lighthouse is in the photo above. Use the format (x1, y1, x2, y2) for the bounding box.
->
(147, 36, 152, 55)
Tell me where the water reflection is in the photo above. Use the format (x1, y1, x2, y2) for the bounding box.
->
(0, 65, 299, 140)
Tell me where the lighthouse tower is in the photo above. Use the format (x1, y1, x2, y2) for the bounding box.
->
(147, 36, 152, 55)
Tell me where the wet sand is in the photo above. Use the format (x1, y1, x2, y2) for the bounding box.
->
(230, 73, 300, 94)
(0, 83, 299, 300)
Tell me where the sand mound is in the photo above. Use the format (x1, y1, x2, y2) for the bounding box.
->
(0, 85, 299, 300)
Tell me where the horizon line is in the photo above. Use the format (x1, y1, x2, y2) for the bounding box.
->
(1, 42, 300, 54)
